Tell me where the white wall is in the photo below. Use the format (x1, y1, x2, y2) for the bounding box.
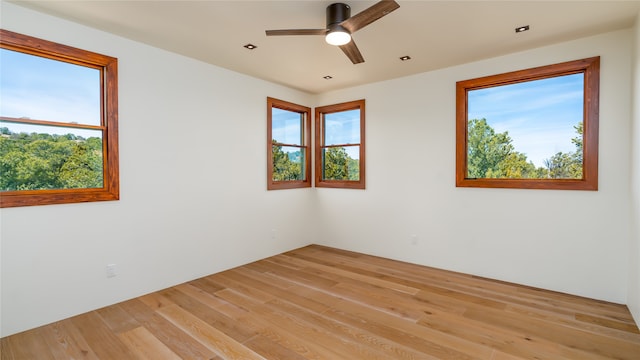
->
(0, 2, 315, 337)
(629, 11, 640, 325)
(315, 29, 634, 304)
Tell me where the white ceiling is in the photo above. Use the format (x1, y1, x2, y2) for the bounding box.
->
(10, 0, 640, 94)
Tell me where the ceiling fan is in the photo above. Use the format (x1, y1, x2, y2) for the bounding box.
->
(265, 1, 400, 64)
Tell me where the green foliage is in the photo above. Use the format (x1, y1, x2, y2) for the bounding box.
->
(467, 118, 583, 179)
(272, 140, 303, 181)
(272, 140, 359, 182)
(0, 129, 103, 191)
(544, 151, 582, 179)
(544, 121, 583, 179)
(467, 118, 546, 179)
(323, 147, 359, 181)
(571, 122, 583, 163)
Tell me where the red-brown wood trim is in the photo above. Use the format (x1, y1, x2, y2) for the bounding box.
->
(0, 116, 105, 131)
(0, 29, 119, 207)
(266, 97, 312, 190)
(455, 57, 599, 191)
(315, 99, 366, 189)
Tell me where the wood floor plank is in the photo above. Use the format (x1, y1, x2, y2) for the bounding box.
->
(118, 326, 182, 360)
(243, 334, 308, 360)
(506, 304, 640, 343)
(215, 288, 351, 359)
(157, 304, 267, 360)
(97, 304, 141, 333)
(137, 291, 175, 310)
(2, 244, 639, 360)
(299, 287, 495, 359)
(119, 298, 218, 359)
(255, 297, 398, 360)
(0, 327, 56, 360)
(463, 306, 640, 359)
(418, 304, 610, 360)
(259, 256, 341, 289)
(69, 311, 137, 359)
(285, 249, 422, 295)
(575, 312, 640, 334)
(217, 266, 334, 314)
(267, 297, 445, 360)
(160, 287, 258, 342)
(174, 283, 249, 319)
(40, 319, 100, 360)
(188, 277, 226, 294)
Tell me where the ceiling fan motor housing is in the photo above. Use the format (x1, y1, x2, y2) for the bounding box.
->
(327, 3, 351, 26)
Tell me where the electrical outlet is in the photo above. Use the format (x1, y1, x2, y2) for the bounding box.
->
(106, 264, 117, 278)
(410, 234, 418, 245)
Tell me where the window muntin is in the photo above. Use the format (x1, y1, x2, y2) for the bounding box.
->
(267, 97, 311, 190)
(456, 57, 599, 190)
(0, 29, 119, 207)
(315, 100, 365, 189)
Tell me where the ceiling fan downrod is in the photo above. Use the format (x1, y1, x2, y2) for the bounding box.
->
(326, 3, 351, 26)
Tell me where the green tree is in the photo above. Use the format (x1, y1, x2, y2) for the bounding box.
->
(571, 122, 583, 163)
(467, 118, 545, 179)
(542, 121, 583, 179)
(320, 147, 359, 181)
(271, 140, 302, 181)
(323, 147, 349, 180)
(544, 152, 573, 178)
(490, 152, 547, 179)
(347, 157, 360, 180)
(59, 142, 103, 188)
(0, 129, 104, 191)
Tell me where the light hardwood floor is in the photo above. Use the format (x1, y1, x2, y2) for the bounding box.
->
(2, 244, 639, 359)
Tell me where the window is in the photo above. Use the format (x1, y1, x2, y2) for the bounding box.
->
(315, 99, 365, 189)
(0, 29, 119, 207)
(456, 57, 599, 190)
(267, 97, 311, 190)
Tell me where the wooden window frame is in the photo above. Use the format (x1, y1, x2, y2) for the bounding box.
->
(0, 29, 119, 207)
(267, 97, 311, 190)
(456, 57, 599, 190)
(315, 99, 366, 189)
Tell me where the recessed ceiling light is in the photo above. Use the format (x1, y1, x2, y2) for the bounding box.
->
(399, 55, 411, 61)
(515, 25, 530, 33)
(323, 75, 333, 80)
(243, 44, 257, 50)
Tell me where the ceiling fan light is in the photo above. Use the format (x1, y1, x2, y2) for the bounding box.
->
(325, 26, 351, 46)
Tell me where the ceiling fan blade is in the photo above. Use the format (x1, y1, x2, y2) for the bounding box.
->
(265, 29, 327, 36)
(341, 0, 400, 33)
(339, 40, 365, 64)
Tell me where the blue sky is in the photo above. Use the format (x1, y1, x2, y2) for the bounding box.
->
(468, 73, 584, 167)
(324, 110, 360, 146)
(324, 110, 360, 159)
(0, 48, 101, 138)
(272, 108, 303, 145)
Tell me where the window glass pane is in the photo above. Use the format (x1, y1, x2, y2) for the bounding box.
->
(324, 109, 360, 145)
(0, 48, 101, 126)
(272, 145, 305, 181)
(467, 73, 584, 179)
(272, 107, 303, 145)
(322, 146, 360, 181)
(0, 122, 103, 191)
